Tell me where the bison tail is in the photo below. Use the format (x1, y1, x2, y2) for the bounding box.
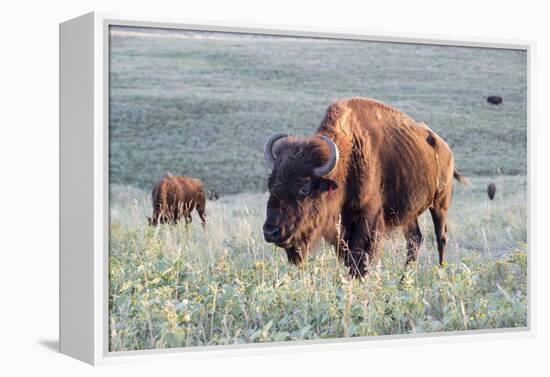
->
(453, 170, 470, 187)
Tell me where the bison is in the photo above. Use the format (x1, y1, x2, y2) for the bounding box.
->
(148, 173, 206, 227)
(487, 183, 496, 200)
(487, 96, 503, 105)
(207, 190, 220, 201)
(262, 97, 468, 277)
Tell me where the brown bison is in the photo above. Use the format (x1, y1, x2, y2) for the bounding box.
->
(148, 173, 206, 226)
(262, 97, 468, 277)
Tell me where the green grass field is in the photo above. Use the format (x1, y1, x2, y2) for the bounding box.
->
(109, 175, 527, 351)
(108, 28, 528, 351)
(109, 27, 527, 195)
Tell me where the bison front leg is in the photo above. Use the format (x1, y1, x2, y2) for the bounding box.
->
(184, 214, 192, 229)
(403, 218, 423, 265)
(344, 207, 385, 278)
(285, 247, 304, 265)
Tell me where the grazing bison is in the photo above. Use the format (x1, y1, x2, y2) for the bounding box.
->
(487, 96, 503, 105)
(262, 97, 468, 277)
(487, 183, 496, 200)
(148, 173, 206, 227)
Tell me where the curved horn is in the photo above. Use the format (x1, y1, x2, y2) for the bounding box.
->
(313, 135, 339, 177)
(263, 133, 288, 169)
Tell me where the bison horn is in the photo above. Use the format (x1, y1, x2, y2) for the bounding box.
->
(264, 133, 289, 169)
(313, 135, 339, 177)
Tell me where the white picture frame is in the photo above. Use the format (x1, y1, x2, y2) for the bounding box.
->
(59, 11, 535, 365)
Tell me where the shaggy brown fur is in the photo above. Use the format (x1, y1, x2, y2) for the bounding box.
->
(148, 173, 206, 226)
(263, 97, 467, 277)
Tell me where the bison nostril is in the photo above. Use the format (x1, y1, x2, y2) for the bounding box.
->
(263, 225, 280, 235)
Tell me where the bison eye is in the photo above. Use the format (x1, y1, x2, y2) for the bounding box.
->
(298, 182, 311, 196)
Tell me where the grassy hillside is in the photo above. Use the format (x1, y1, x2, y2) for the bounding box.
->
(109, 175, 527, 351)
(109, 28, 527, 195)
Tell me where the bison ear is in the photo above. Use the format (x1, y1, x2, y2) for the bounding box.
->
(318, 178, 338, 193)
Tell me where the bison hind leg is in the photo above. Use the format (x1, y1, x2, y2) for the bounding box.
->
(403, 218, 423, 266)
(430, 207, 449, 266)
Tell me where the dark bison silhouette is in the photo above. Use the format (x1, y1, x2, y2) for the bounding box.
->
(148, 173, 206, 227)
(263, 97, 468, 277)
(487, 96, 503, 105)
(207, 191, 220, 201)
(487, 183, 496, 200)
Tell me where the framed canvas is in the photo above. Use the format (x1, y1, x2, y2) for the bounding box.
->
(59, 12, 534, 365)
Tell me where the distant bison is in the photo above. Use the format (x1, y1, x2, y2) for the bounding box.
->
(148, 173, 206, 227)
(487, 96, 503, 105)
(487, 183, 496, 200)
(207, 191, 220, 201)
(263, 97, 468, 277)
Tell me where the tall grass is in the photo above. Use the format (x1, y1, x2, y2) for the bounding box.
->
(109, 175, 527, 351)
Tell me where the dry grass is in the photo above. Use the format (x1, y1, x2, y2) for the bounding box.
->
(109, 175, 527, 351)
